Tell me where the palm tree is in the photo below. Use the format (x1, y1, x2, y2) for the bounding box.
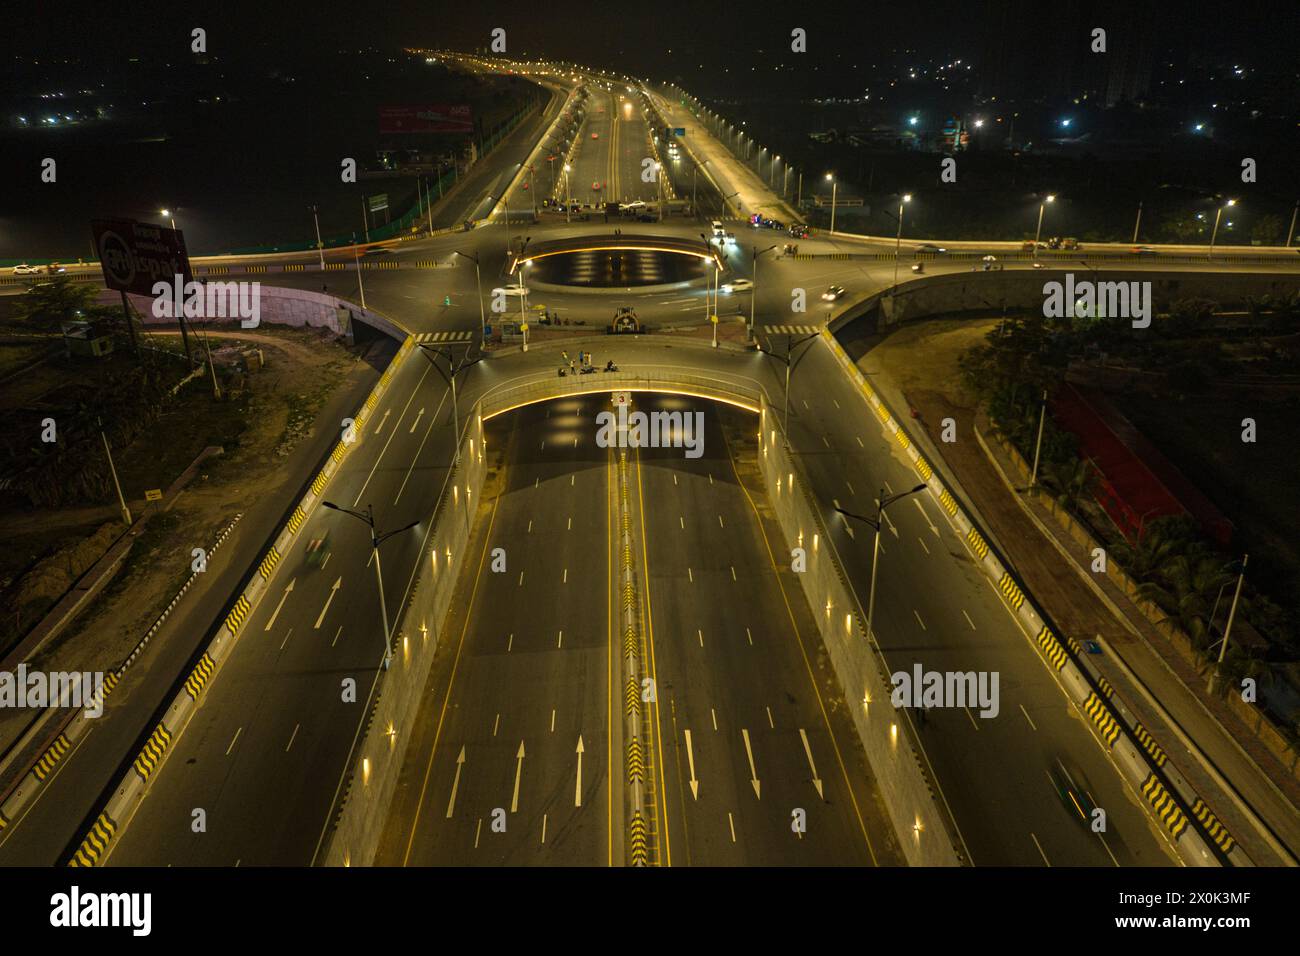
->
(1138, 552, 1237, 649)
(1110, 516, 1196, 583)
(1049, 457, 1095, 512)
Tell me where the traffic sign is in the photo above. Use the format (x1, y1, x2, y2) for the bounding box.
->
(145, 489, 163, 502)
(612, 391, 630, 406)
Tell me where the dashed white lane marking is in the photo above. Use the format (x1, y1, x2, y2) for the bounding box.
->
(697, 629, 704, 647)
(688, 567, 694, 583)
(1031, 832, 1051, 866)
(493, 713, 500, 736)
(765, 706, 774, 729)
(226, 727, 242, 756)
(285, 723, 300, 752)
(1019, 704, 1037, 731)
(746, 627, 753, 646)
(728, 812, 737, 843)
(918, 537, 930, 555)
(962, 610, 976, 630)
(963, 707, 980, 731)
(914, 609, 926, 630)
(856, 436, 864, 448)
(507, 633, 514, 652)
(711, 708, 718, 731)
(557, 630, 564, 648)
(331, 625, 343, 647)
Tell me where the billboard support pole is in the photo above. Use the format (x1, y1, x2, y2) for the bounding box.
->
(118, 290, 140, 359)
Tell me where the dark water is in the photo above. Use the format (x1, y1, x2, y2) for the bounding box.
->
(0, 55, 532, 260)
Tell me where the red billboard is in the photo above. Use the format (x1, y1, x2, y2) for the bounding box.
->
(379, 104, 473, 134)
(91, 218, 192, 297)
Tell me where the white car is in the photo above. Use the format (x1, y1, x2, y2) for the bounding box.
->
(721, 278, 753, 294)
(492, 285, 529, 297)
(821, 285, 846, 301)
(11, 264, 41, 275)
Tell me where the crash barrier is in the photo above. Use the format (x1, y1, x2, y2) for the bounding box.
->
(471, 351, 961, 864)
(65, 336, 420, 866)
(755, 396, 965, 866)
(318, 402, 486, 866)
(817, 327, 1248, 866)
(0, 511, 243, 835)
(827, 268, 1300, 335)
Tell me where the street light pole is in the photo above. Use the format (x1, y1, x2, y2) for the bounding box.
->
(353, 243, 367, 310)
(1132, 200, 1143, 244)
(1208, 554, 1249, 695)
(1209, 199, 1236, 257)
(1033, 194, 1055, 256)
(826, 174, 837, 234)
(892, 194, 912, 295)
(309, 205, 325, 270)
(835, 484, 928, 642)
(750, 243, 777, 340)
(100, 426, 132, 526)
(1029, 388, 1048, 490)
(1286, 200, 1298, 248)
(455, 251, 488, 344)
(320, 502, 418, 670)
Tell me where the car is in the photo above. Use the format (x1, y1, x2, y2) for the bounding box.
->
(591, 132, 599, 139)
(916, 243, 947, 254)
(1131, 245, 1158, 256)
(910, 263, 925, 273)
(1047, 758, 1098, 828)
(721, 278, 754, 294)
(619, 200, 646, 212)
(789, 225, 810, 239)
(363, 247, 393, 257)
(821, 285, 846, 301)
(305, 533, 331, 568)
(592, 181, 602, 191)
(492, 284, 529, 297)
(11, 264, 41, 275)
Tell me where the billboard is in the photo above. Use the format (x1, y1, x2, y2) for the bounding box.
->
(92, 218, 192, 296)
(379, 104, 473, 134)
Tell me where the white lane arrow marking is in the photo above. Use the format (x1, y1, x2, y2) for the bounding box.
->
(264, 578, 295, 631)
(314, 577, 342, 630)
(409, 407, 425, 433)
(446, 746, 466, 818)
(912, 497, 939, 536)
(373, 408, 391, 434)
(685, 729, 699, 800)
(741, 728, 761, 800)
(799, 728, 825, 799)
(575, 736, 584, 807)
(511, 740, 525, 813)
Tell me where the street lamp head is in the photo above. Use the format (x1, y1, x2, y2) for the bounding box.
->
(825, 172, 834, 181)
(1225, 199, 1237, 207)
(160, 209, 171, 217)
(321, 501, 340, 512)
(1045, 194, 1056, 203)
(902, 194, 912, 203)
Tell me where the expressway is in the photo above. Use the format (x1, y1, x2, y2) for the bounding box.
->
(5, 59, 1297, 869)
(380, 394, 896, 865)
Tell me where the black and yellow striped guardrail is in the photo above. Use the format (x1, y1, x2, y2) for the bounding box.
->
(282, 263, 305, 272)
(997, 572, 1025, 611)
(625, 676, 639, 716)
(68, 811, 117, 867)
(245, 264, 267, 274)
(1096, 675, 1114, 699)
(132, 723, 172, 782)
(1191, 798, 1236, 854)
(1142, 773, 1189, 840)
(203, 265, 230, 275)
(1035, 625, 1069, 671)
(914, 455, 933, 482)
(1133, 723, 1168, 768)
(184, 653, 216, 700)
(258, 546, 282, 580)
(287, 505, 307, 534)
(966, 528, 989, 562)
(330, 440, 348, 464)
(103, 670, 121, 694)
(1082, 691, 1121, 747)
(937, 488, 958, 517)
(34, 733, 72, 781)
(629, 811, 649, 866)
(324, 262, 347, 271)
(893, 428, 910, 451)
(310, 470, 328, 497)
(225, 593, 252, 634)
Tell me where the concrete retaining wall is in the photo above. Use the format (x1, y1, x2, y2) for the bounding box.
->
(319, 407, 486, 866)
(755, 396, 963, 866)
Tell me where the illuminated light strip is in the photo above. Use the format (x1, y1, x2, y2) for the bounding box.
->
(483, 387, 759, 422)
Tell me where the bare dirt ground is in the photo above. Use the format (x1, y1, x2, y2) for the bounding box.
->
(1, 325, 375, 678)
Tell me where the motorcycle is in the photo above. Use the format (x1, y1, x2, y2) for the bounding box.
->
(604, 361, 619, 372)
(579, 364, 596, 375)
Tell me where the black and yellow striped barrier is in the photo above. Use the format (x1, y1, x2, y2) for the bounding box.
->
(324, 262, 346, 271)
(34, 734, 72, 781)
(245, 264, 268, 274)
(287, 505, 307, 534)
(625, 677, 639, 716)
(258, 546, 281, 580)
(966, 528, 989, 562)
(1142, 773, 1189, 840)
(103, 671, 120, 695)
(310, 470, 329, 497)
(0, 808, 8, 831)
(224, 594, 252, 634)
(203, 265, 230, 275)
(1133, 723, 1168, 768)
(184, 654, 216, 700)
(893, 428, 910, 451)
(132, 723, 173, 782)
(938, 488, 958, 517)
(282, 263, 305, 272)
(627, 737, 645, 786)
(1096, 675, 1114, 699)
(914, 455, 933, 482)
(629, 811, 649, 866)
(998, 572, 1025, 612)
(1191, 798, 1236, 854)
(330, 440, 348, 464)
(68, 811, 117, 867)
(1035, 625, 1069, 671)
(1082, 692, 1121, 747)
